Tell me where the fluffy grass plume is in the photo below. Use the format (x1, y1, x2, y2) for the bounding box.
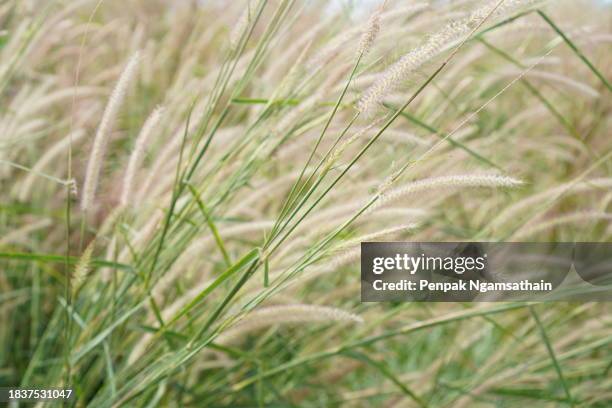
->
(81, 52, 140, 212)
(0, 0, 610, 406)
(120, 105, 164, 207)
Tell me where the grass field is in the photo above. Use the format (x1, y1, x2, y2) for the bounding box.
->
(0, 0, 611, 406)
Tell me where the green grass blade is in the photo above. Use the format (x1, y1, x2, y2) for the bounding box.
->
(537, 10, 611, 92)
(477, 38, 582, 140)
(167, 248, 259, 327)
(71, 302, 144, 364)
(529, 306, 575, 406)
(186, 183, 232, 268)
(231, 97, 299, 105)
(385, 104, 502, 170)
(343, 351, 428, 407)
(192, 253, 260, 341)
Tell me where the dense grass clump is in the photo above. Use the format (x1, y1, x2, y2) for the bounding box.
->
(0, 0, 611, 406)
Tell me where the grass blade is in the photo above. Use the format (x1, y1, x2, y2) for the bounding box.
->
(537, 10, 611, 92)
(186, 183, 232, 267)
(343, 351, 428, 407)
(529, 306, 575, 407)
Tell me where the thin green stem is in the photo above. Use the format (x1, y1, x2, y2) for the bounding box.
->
(537, 10, 611, 92)
(529, 306, 575, 406)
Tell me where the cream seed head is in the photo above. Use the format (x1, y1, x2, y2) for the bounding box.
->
(357, 3, 384, 57)
(120, 105, 164, 208)
(73, 241, 94, 294)
(357, 22, 469, 115)
(216, 304, 364, 345)
(373, 174, 524, 211)
(342, 223, 418, 247)
(81, 51, 141, 213)
(357, 0, 542, 115)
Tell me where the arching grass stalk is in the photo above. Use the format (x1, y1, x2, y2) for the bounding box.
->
(389, 46, 557, 196)
(186, 0, 271, 164)
(529, 306, 575, 406)
(477, 38, 583, 141)
(343, 350, 427, 407)
(267, 2, 386, 241)
(383, 106, 502, 170)
(263, 0, 509, 257)
(136, 0, 273, 279)
(185, 0, 290, 182)
(231, 303, 531, 391)
(267, 53, 364, 242)
(537, 10, 611, 92)
(186, 184, 232, 267)
(0, 159, 73, 186)
(266, 112, 360, 246)
(143, 102, 194, 329)
(143, 0, 290, 289)
(265, 3, 509, 260)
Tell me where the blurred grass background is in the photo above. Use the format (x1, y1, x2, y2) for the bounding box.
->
(0, 0, 611, 406)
